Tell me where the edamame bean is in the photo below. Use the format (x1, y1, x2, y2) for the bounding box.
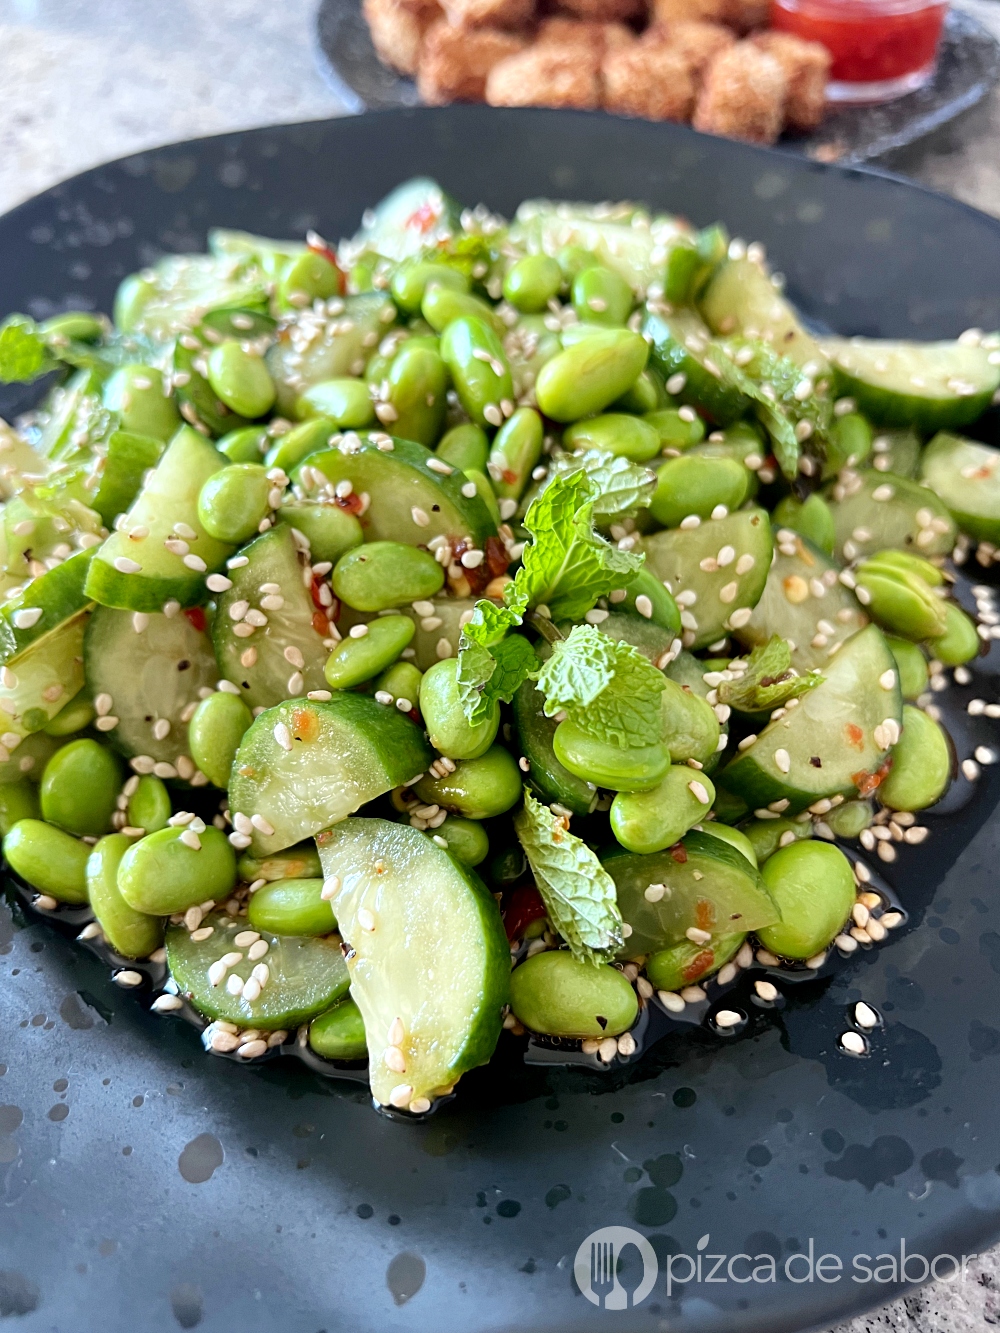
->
(927, 602, 979, 666)
(419, 658, 499, 759)
(825, 799, 874, 838)
(333, 541, 444, 612)
(4, 819, 90, 902)
(413, 745, 521, 819)
(391, 260, 468, 314)
(440, 317, 513, 428)
(277, 501, 363, 564)
(535, 329, 648, 422)
(429, 815, 489, 867)
(643, 407, 706, 451)
(238, 841, 322, 882)
(614, 369, 667, 415)
(40, 738, 121, 838)
(503, 255, 562, 313)
(563, 413, 661, 463)
(488, 407, 543, 500)
(43, 693, 95, 736)
(0, 782, 39, 835)
(207, 341, 276, 419)
(197, 463, 271, 544)
(265, 417, 335, 470)
(615, 567, 681, 635)
(103, 364, 180, 442)
(822, 411, 872, 478)
(878, 704, 951, 811)
(698, 821, 757, 866)
(645, 932, 744, 993)
(118, 824, 236, 915)
(87, 834, 163, 958)
(712, 787, 749, 825)
(126, 774, 172, 834)
(854, 561, 947, 641)
(381, 343, 448, 446)
(324, 614, 415, 689)
(649, 454, 749, 529)
(755, 840, 855, 960)
(309, 996, 368, 1060)
(557, 245, 600, 282)
(218, 426, 269, 463)
(553, 720, 671, 792)
(375, 660, 423, 709)
(437, 423, 489, 473)
(422, 286, 504, 335)
(295, 378, 374, 428)
(189, 691, 253, 789)
(248, 877, 336, 936)
(884, 636, 929, 700)
(772, 493, 835, 557)
(740, 815, 810, 864)
(611, 765, 716, 854)
(660, 678, 720, 766)
(277, 249, 342, 308)
(41, 310, 106, 342)
(863, 549, 944, 584)
(509, 951, 637, 1037)
(572, 265, 633, 327)
(114, 272, 156, 332)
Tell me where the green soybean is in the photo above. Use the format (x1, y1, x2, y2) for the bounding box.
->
(381, 344, 448, 446)
(309, 996, 368, 1060)
(375, 660, 423, 709)
(117, 823, 236, 915)
(616, 567, 682, 635)
(660, 678, 721, 766)
(563, 413, 661, 463)
(611, 765, 715, 854)
(643, 408, 706, 451)
(277, 501, 363, 564)
(277, 249, 341, 308)
(440, 317, 513, 427)
(823, 411, 872, 478)
(295, 378, 374, 428)
(553, 720, 671, 792)
(40, 738, 121, 838)
(756, 840, 856, 960)
(825, 799, 874, 839)
(698, 821, 757, 867)
(557, 245, 600, 282)
(422, 286, 504, 336)
(773, 493, 836, 557)
(218, 425, 269, 463)
(3, 819, 90, 902)
(198, 464, 271, 544)
(437, 423, 489, 473)
(189, 691, 254, 789)
(572, 265, 633, 327)
(615, 369, 665, 415)
(248, 877, 336, 936)
(645, 932, 744, 993)
(885, 636, 929, 700)
(238, 841, 322, 883)
(333, 541, 444, 612)
(102, 364, 181, 442)
(419, 658, 499, 760)
(927, 602, 980, 667)
(854, 564, 947, 641)
(535, 329, 648, 422)
(878, 704, 951, 811)
(740, 815, 811, 864)
(413, 745, 522, 820)
(0, 782, 39, 834)
(862, 549, 944, 585)
(324, 615, 415, 689)
(650, 454, 749, 528)
(429, 815, 489, 867)
(509, 951, 637, 1038)
(503, 255, 562, 313)
(127, 774, 172, 834)
(488, 408, 544, 500)
(207, 341, 276, 419)
(392, 259, 468, 314)
(41, 309, 106, 342)
(265, 417, 335, 471)
(87, 834, 163, 958)
(43, 693, 95, 736)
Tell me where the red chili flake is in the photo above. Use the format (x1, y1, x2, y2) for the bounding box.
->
(310, 575, 336, 615)
(853, 757, 892, 798)
(501, 468, 518, 486)
(669, 843, 688, 863)
(503, 884, 547, 942)
(290, 707, 319, 743)
(183, 606, 207, 633)
(485, 536, 510, 580)
(335, 492, 364, 515)
(406, 201, 440, 234)
(844, 722, 865, 750)
(683, 949, 715, 982)
(312, 610, 330, 636)
(695, 897, 716, 931)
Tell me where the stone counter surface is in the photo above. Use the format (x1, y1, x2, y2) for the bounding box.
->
(1, 2, 999, 1330)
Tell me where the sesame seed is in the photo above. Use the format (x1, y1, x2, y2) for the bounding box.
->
(12, 607, 43, 629)
(719, 581, 738, 604)
(754, 980, 778, 1002)
(273, 722, 293, 751)
(114, 970, 143, 988)
(962, 758, 981, 781)
(152, 994, 183, 1012)
(711, 505, 729, 520)
(688, 780, 710, 804)
(975, 745, 997, 765)
(715, 1009, 742, 1029)
(410, 506, 430, 527)
(248, 940, 269, 961)
(679, 515, 701, 530)
(774, 748, 791, 774)
(686, 926, 711, 944)
(388, 1084, 414, 1108)
(854, 1001, 878, 1029)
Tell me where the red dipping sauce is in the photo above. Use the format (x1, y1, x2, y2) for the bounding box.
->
(771, 0, 948, 103)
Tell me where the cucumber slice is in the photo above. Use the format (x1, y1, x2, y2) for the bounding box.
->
(115, 253, 269, 341)
(395, 597, 480, 670)
(513, 679, 597, 817)
(512, 200, 687, 292)
(643, 308, 752, 425)
(603, 828, 778, 959)
(871, 428, 921, 479)
(0, 548, 95, 665)
(920, 432, 1000, 544)
(85, 426, 234, 612)
(826, 469, 957, 563)
(0, 612, 86, 744)
(591, 610, 675, 663)
(266, 294, 395, 415)
(91, 430, 166, 527)
(84, 604, 217, 771)
(212, 527, 329, 709)
(733, 532, 867, 674)
(229, 694, 432, 855)
(700, 258, 829, 373)
(821, 336, 1000, 431)
(237, 841, 322, 882)
(718, 624, 902, 814)
(317, 816, 509, 1109)
(166, 910, 349, 1031)
(297, 434, 495, 549)
(350, 178, 462, 262)
(173, 336, 250, 439)
(642, 507, 772, 649)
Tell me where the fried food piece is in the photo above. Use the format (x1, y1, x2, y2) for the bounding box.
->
(418, 20, 528, 102)
(642, 19, 735, 78)
(651, 0, 728, 27)
(602, 42, 696, 121)
(693, 42, 788, 144)
(364, 0, 442, 76)
(537, 16, 634, 53)
(486, 43, 603, 109)
(750, 30, 831, 130)
(441, 0, 535, 29)
(724, 0, 771, 31)
(554, 0, 648, 23)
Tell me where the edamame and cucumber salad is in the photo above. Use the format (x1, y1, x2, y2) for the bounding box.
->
(0, 177, 997, 1116)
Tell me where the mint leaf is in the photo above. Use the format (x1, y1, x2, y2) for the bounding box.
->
(536, 624, 666, 749)
(548, 449, 657, 518)
(455, 592, 533, 724)
(718, 635, 823, 712)
(0, 317, 52, 384)
(514, 788, 623, 964)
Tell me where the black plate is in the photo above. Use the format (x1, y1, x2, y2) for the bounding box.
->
(4, 108, 1000, 1333)
(313, 0, 1000, 166)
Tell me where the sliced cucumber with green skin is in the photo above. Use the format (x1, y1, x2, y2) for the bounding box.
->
(642, 507, 772, 649)
(0, 612, 86, 744)
(266, 294, 395, 415)
(513, 679, 597, 817)
(114, 253, 269, 341)
(603, 829, 778, 960)
(645, 931, 745, 993)
(871, 428, 921, 479)
(0, 548, 95, 665)
(351, 178, 462, 262)
(90, 430, 166, 527)
(663, 648, 728, 774)
(166, 911, 349, 1031)
(237, 841, 322, 882)
(588, 611, 675, 665)
(700, 258, 830, 373)
(173, 337, 249, 438)
(643, 308, 752, 425)
(318, 816, 509, 1110)
(297, 434, 496, 550)
(512, 200, 687, 292)
(84, 604, 217, 769)
(230, 694, 432, 856)
(826, 469, 956, 563)
(719, 624, 902, 814)
(85, 426, 234, 612)
(821, 336, 1000, 431)
(920, 432, 1000, 543)
(309, 996, 368, 1061)
(213, 527, 329, 709)
(733, 531, 867, 674)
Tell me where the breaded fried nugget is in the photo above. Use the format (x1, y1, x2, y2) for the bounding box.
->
(418, 20, 527, 102)
(364, 0, 442, 76)
(441, 0, 535, 30)
(642, 19, 734, 78)
(750, 30, 831, 130)
(537, 15, 634, 53)
(651, 0, 728, 28)
(724, 0, 771, 31)
(602, 43, 696, 120)
(693, 42, 788, 144)
(554, 0, 648, 24)
(486, 44, 602, 109)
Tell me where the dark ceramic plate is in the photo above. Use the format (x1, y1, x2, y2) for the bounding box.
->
(3, 108, 1000, 1333)
(313, 0, 1000, 166)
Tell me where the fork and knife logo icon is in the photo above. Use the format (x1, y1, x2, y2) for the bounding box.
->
(575, 1226, 659, 1310)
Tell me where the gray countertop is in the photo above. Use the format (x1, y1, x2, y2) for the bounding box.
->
(1, 2, 998, 1330)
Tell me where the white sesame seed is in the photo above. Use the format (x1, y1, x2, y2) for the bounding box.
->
(273, 722, 293, 751)
(963, 758, 981, 781)
(688, 780, 710, 805)
(410, 506, 430, 527)
(12, 607, 43, 629)
(686, 926, 711, 944)
(715, 1009, 742, 1029)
